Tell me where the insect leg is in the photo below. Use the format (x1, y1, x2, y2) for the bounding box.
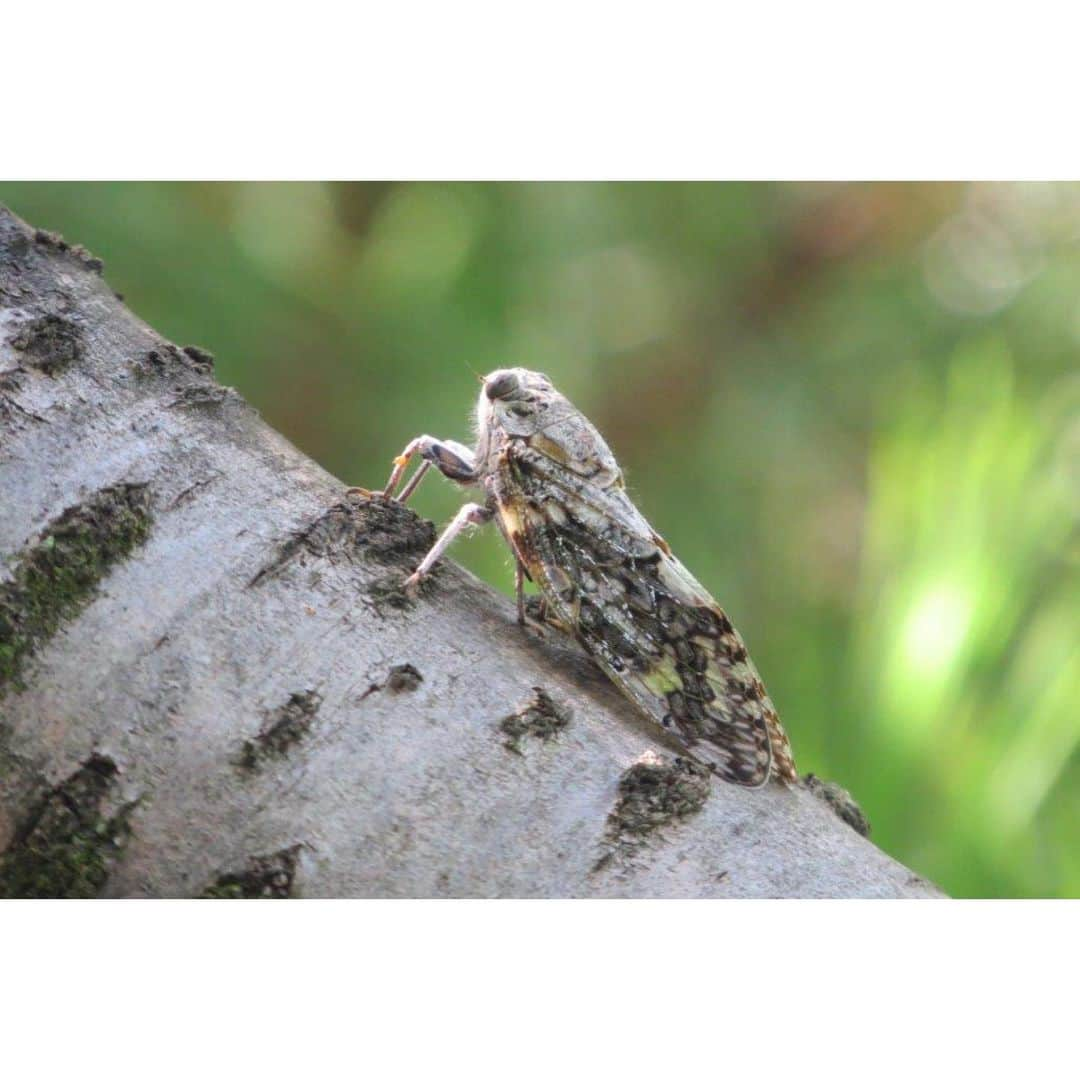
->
(523, 595, 574, 637)
(515, 560, 527, 626)
(404, 502, 493, 591)
(395, 460, 433, 503)
(352, 436, 478, 503)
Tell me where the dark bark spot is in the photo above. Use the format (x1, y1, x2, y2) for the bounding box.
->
(594, 756, 710, 870)
(800, 773, 871, 837)
(11, 313, 83, 375)
(135, 343, 217, 380)
(181, 345, 215, 371)
(606, 755, 710, 836)
(237, 690, 323, 770)
(168, 384, 234, 409)
(499, 687, 572, 754)
(250, 500, 436, 591)
(348, 497, 437, 564)
(386, 663, 423, 693)
(32, 228, 104, 272)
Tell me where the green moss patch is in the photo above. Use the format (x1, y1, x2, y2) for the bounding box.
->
(201, 845, 302, 898)
(0, 755, 132, 898)
(0, 483, 153, 692)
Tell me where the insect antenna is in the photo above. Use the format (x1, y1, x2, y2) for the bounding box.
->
(461, 359, 485, 385)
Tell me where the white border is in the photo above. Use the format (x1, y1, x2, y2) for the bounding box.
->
(6, 5, 1079, 179)
(1, 900, 1076, 1077)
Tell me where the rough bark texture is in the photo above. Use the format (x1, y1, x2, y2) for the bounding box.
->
(0, 205, 944, 898)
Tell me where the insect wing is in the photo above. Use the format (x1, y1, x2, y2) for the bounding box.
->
(502, 448, 792, 786)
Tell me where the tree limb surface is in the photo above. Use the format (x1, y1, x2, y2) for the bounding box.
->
(0, 206, 943, 898)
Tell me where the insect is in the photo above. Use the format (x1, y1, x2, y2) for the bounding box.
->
(362, 368, 797, 787)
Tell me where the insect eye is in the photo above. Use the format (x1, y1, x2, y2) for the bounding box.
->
(485, 371, 520, 401)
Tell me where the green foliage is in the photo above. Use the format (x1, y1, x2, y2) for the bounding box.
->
(3, 182, 1075, 896)
(851, 341, 1078, 895)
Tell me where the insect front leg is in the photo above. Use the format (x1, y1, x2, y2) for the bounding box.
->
(403, 501, 494, 593)
(351, 435, 478, 503)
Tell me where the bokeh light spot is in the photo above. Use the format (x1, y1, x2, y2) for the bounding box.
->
(901, 582, 973, 678)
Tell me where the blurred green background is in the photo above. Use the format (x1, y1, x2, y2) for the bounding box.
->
(2, 182, 1076, 898)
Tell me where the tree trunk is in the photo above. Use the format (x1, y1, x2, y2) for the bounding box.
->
(0, 204, 943, 898)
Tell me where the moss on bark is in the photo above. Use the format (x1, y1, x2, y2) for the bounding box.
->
(0, 484, 153, 692)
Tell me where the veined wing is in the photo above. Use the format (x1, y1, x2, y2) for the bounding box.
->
(500, 446, 796, 787)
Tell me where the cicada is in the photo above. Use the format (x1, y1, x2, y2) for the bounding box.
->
(365, 368, 797, 787)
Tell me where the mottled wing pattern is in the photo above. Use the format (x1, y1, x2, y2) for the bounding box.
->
(498, 446, 797, 787)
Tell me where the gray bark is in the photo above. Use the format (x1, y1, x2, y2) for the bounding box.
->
(0, 204, 943, 897)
